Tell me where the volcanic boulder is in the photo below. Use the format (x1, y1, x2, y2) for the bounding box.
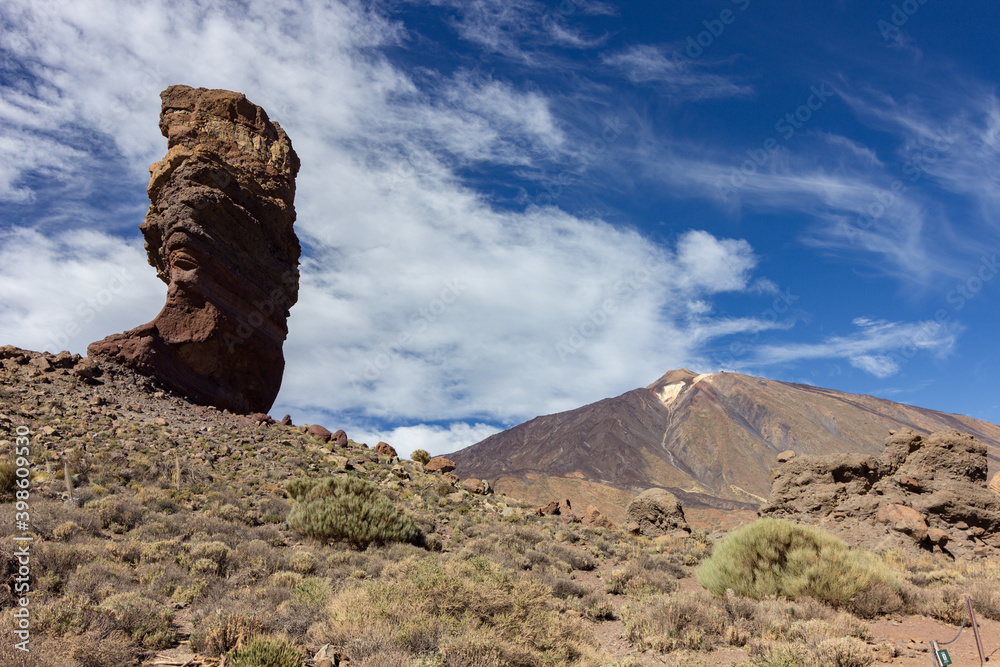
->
(760, 429, 1000, 555)
(376, 441, 398, 459)
(625, 488, 690, 537)
(88, 85, 300, 414)
(424, 457, 457, 474)
(308, 425, 333, 443)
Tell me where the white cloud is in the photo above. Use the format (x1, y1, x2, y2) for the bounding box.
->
(850, 354, 898, 378)
(745, 318, 961, 377)
(0, 227, 165, 353)
(0, 0, 770, 438)
(352, 422, 502, 458)
(640, 134, 951, 284)
(602, 44, 752, 100)
(674, 229, 756, 292)
(427, 0, 609, 61)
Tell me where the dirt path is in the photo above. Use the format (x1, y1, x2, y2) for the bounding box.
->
(870, 612, 1000, 665)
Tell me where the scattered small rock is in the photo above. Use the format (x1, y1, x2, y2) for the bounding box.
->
(877, 504, 929, 541)
(424, 456, 457, 474)
(582, 505, 615, 529)
(376, 441, 398, 458)
(625, 488, 691, 537)
(460, 478, 486, 494)
(927, 528, 949, 547)
(307, 424, 332, 442)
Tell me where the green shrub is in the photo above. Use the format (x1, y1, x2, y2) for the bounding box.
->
(623, 591, 727, 651)
(0, 460, 17, 499)
(187, 541, 232, 575)
(190, 613, 265, 657)
(696, 519, 900, 613)
(226, 634, 303, 667)
(288, 550, 317, 574)
(286, 476, 419, 548)
(411, 449, 431, 465)
(284, 478, 315, 501)
(95, 495, 145, 532)
(96, 591, 176, 649)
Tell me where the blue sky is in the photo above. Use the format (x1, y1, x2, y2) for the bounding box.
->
(2, 0, 999, 455)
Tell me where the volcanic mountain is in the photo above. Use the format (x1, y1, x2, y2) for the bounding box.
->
(451, 370, 1000, 519)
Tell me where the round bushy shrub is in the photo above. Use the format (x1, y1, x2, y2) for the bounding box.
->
(96, 592, 176, 649)
(227, 634, 302, 667)
(0, 460, 17, 499)
(410, 449, 431, 465)
(696, 518, 901, 613)
(286, 476, 420, 548)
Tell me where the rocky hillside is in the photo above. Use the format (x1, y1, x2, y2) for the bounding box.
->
(3, 346, 1000, 667)
(451, 369, 1000, 516)
(761, 428, 1000, 559)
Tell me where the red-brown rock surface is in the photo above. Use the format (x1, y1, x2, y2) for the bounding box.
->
(625, 488, 690, 537)
(307, 424, 332, 443)
(760, 429, 1000, 556)
(582, 504, 615, 529)
(424, 456, 457, 474)
(88, 85, 300, 414)
(376, 441, 398, 458)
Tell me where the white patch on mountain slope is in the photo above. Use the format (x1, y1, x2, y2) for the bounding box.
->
(655, 382, 685, 406)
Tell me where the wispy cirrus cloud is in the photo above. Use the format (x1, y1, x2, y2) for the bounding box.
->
(602, 44, 752, 100)
(424, 0, 611, 61)
(0, 0, 772, 455)
(744, 317, 961, 378)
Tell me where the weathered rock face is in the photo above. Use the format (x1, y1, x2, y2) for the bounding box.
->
(424, 456, 457, 474)
(307, 425, 332, 443)
(989, 472, 1000, 495)
(625, 488, 690, 537)
(760, 429, 1000, 557)
(88, 85, 300, 414)
(376, 441, 398, 459)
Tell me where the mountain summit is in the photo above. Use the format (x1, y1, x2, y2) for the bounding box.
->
(451, 370, 1000, 517)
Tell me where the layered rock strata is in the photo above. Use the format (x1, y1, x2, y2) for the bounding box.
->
(760, 429, 1000, 557)
(88, 85, 300, 414)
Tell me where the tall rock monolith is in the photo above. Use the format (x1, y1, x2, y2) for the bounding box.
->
(88, 85, 300, 413)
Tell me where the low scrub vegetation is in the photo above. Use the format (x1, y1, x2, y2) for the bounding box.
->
(4, 370, 1000, 667)
(286, 475, 420, 548)
(696, 518, 904, 616)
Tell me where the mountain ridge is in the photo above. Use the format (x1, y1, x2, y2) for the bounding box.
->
(451, 370, 1000, 518)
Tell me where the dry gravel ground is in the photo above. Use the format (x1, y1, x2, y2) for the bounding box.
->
(1, 346, 999, 666)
